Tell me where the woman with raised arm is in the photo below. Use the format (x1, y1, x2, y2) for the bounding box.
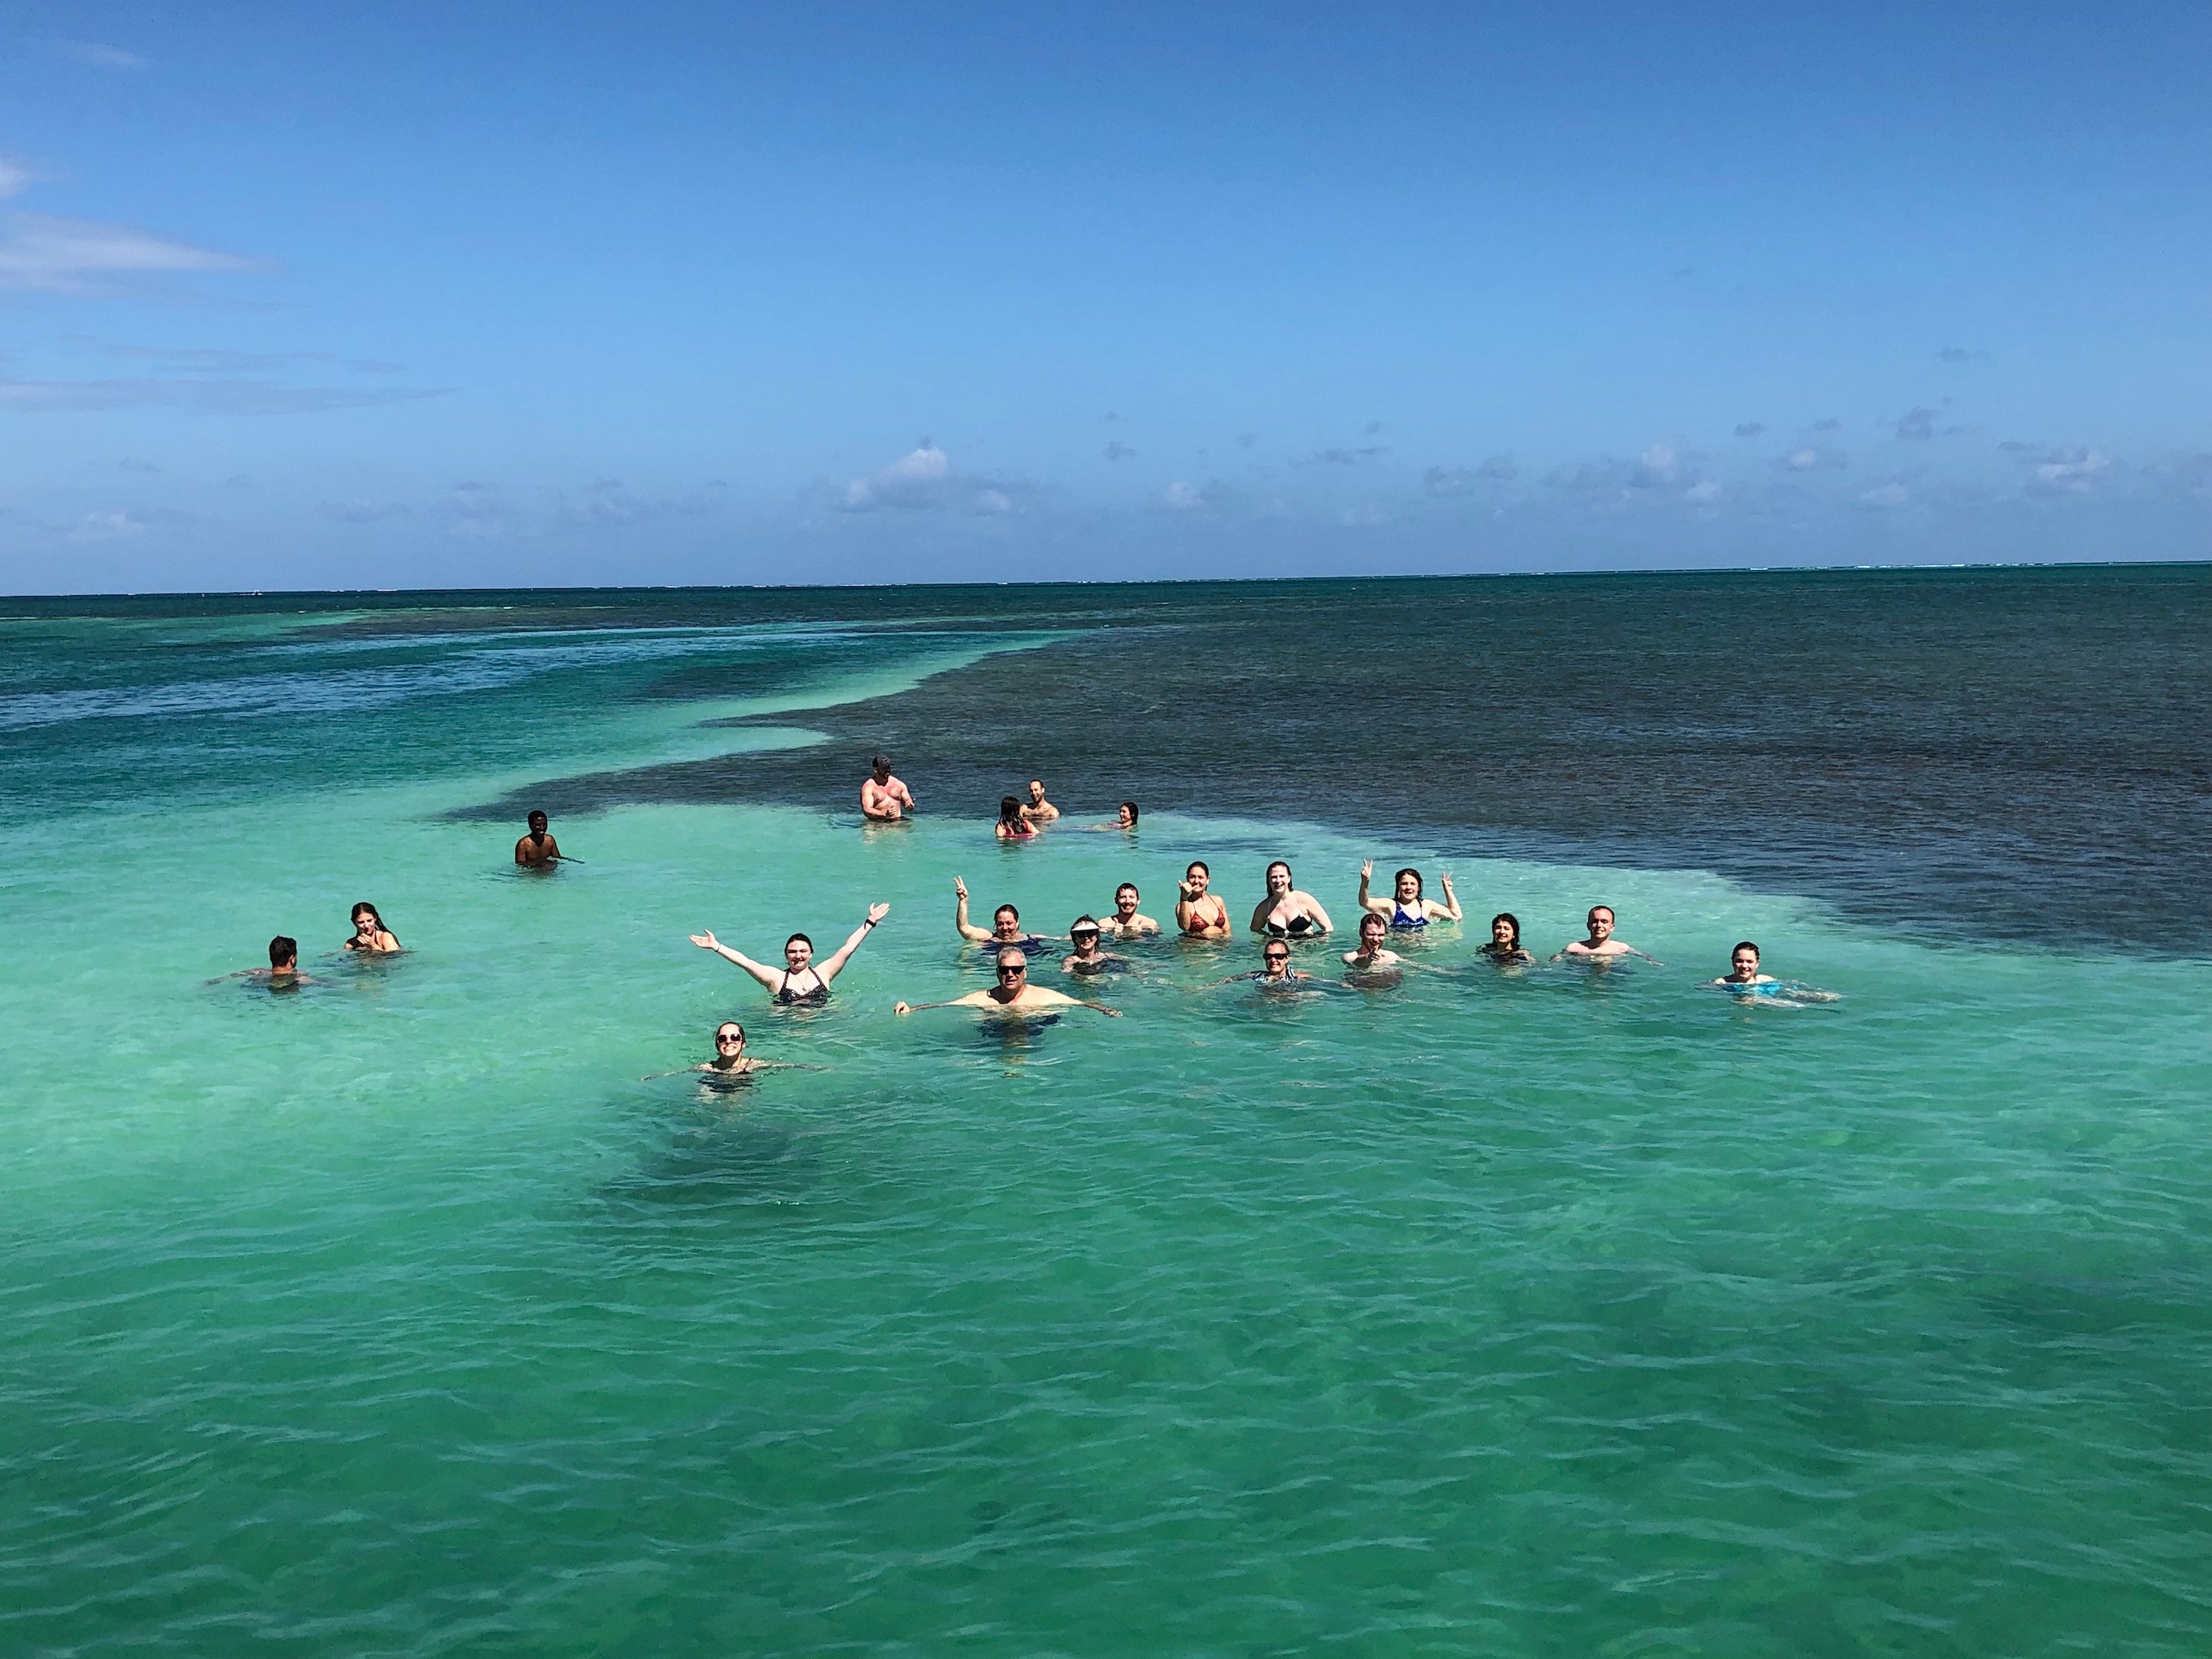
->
(1175, 861, 1233, 939)
(1356, 863, 1461, 929)
(690, 902, 890, 1003)
(1250, 860, 1333, 938)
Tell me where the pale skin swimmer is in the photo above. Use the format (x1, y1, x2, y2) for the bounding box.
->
(895, 948, 1123, 1018)
(1356, 862, 1462, 929)
(860, 755, 917, 823)
(1018, 778, 1061, 825)
(1194, 940, 1335, 992)
(1343, 913, 1408, 973)
(952, 877, 1056, 952)
(1099, 882, 1160, 939)
(1175, 861, 1233, 939)
(1061, 917, 1127, 976)
(690, 903, 891, 1003)
(1709, 941, 1839, 1005)
(640, 1021, 818, 1081)
(1479, 912, 1537, 965)
(1082, 801, 1140, 833)
(1250, 860, 1333, 938)
(515, 810, 566, 867)
(1552, 906, 1662, 965)
(343, 901, 401, 954)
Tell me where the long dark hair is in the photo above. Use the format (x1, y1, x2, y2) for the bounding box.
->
(998, 795, 1025, 826)
(1394, 868, 1422, 899)
(351, 901, 384, 932)
(1489, 912, 1521, 949)
(1266, 859, 1293, 887)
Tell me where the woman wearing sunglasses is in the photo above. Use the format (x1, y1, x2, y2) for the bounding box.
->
(895, 948, 1123, 1017)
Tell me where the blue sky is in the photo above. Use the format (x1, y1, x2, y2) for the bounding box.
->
(2, 2, 2207, 593)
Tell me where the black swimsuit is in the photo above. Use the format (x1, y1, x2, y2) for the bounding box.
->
(776, 970, 829, 1005)
(1263, 915, 1320, 938)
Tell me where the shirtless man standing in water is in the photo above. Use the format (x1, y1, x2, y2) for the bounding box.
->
(515, 810, 562, 867)
(1019, 778, 1061, 825)
(895, 948, 1122, 1017)
(861, 756, 917, 822)
(1553, 906, 1662, 965)
(1100, 882, 1160, 939)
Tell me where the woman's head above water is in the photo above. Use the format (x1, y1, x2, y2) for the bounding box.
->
(1395, 869, 1423, 901)
(1490, 912, 1521, 949)
(783, 932, 814, 969)
(1265, 861, 1293, 895)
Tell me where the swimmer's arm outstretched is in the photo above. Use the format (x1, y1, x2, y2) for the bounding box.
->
(687, 930, 781, 991)
(815, 903, 891, 985)
(1356, 861, 1393, 916)
(1429, 874, 1462, 922)
(951, 877, 995, 942)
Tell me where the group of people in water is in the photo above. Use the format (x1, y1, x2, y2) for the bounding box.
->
(232, 759, 1838, 1071)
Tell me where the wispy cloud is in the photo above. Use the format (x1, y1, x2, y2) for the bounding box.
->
(1154, 478, 1250, 515)
(2022, 447, 2110, 495)
(1779, 445, 1846, 472)
(1733, 422, 1766, 437)
(1937, 346, 1988, 364)
(0, 214, 256, 292)
(1424, 455, 1515, 495)
(0, 159, 30, 200)
(0, 376, 445, 414)
(1306, 445, 1387, 465)
(57, 41, 150, 70)
(1896, 406, 1940, 441)
(1103, 439, 1135, 462)
(88, 343, 406, 376)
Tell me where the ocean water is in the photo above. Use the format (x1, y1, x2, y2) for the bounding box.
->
(3, 572, 2210, 1657)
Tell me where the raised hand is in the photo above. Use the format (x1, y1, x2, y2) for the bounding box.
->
(1361, 859, 1373, 881)
(952, 876, 968, 900)
(866, 902, 891, 926)
(690, 931, 720, 950)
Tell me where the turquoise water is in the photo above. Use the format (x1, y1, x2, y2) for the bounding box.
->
(5, 583, 2210, 1655)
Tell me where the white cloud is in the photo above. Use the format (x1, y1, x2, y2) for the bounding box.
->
(0, 160, 29, 200)
(0, 214, 255, 291)
(68, 508, 145, 541)
(1684, 480, 1721, 504)
(1154, 478, 1250, 515)
(58, 41, 149, 70)
(1631, 441, 1679, 486)
(1859, 482, 1910, 508)
(2026, 448, 2109, 495)
(840, 442, 1027, 514)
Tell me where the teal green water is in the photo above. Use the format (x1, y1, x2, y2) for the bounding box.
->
(5, 590, 2210, 1656)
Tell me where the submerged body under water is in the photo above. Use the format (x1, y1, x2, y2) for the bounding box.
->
(3, 568, 2210, 1657)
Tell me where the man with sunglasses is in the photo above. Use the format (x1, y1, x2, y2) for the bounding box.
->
(894, 948, 1122, 1017)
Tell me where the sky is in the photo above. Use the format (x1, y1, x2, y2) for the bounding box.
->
(1, 2, 2207, 594)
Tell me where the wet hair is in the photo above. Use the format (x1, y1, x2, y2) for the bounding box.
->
(1359, 912, 1387, 935)
(785, 932, 813, 953)
(1734, 940, 1760, 960)
(715, 1021, 746, 1043)
(351, 902, 383, 929)
(269, 935, 297, 967)
(1589, 905, 1615, 923)
(1070, 915, 1101, 939)
(995, 947, 1029, 969)
(1395, 867, 1422, 897)
(994, 904, 1020, 926)
(1266, 860, 1293, 886)
(1029, 779, 1045, 793)
(1120, 800, 1139, 825)
(870, 754, 890, 772)
(1263, 942, 1290, 960)
(1490, 912, 1521, 947)
(999, 795, 1025, 826)
(1114, 882, 1139, 902)
(1186, 860, 1210, 879)
(527, 810, 548, 828)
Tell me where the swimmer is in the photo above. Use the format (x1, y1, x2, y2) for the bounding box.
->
(895, 948, 1123, 1017)
(641, 1021, 810, 1080)
(343, 901, 400, 954)
(1709, 941, 1839, 1003)
(1083, 800, 1140, 832)
(1019, 778, 1061, 825)
(215, 935, 313, 988)
(996, 795, 1039, 840)
(1195, 941, 1329, 992)
(1175, 861, 1233, 939)
(690, 902, 890, 1002)
(1250, 860, 1333, 938)
(1342, 913, 1406, 972)
(1061, 917, 1127, 976)
(952, 877, 1056, 952)
(1552, 906, 1661, 965)
(861, 755, 916, 822)
(514, 810, 564, 867)
(1479, 912, 1536, 965)
(1099, 882, 1160, 939)
(1356, 862, 1462, 929)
